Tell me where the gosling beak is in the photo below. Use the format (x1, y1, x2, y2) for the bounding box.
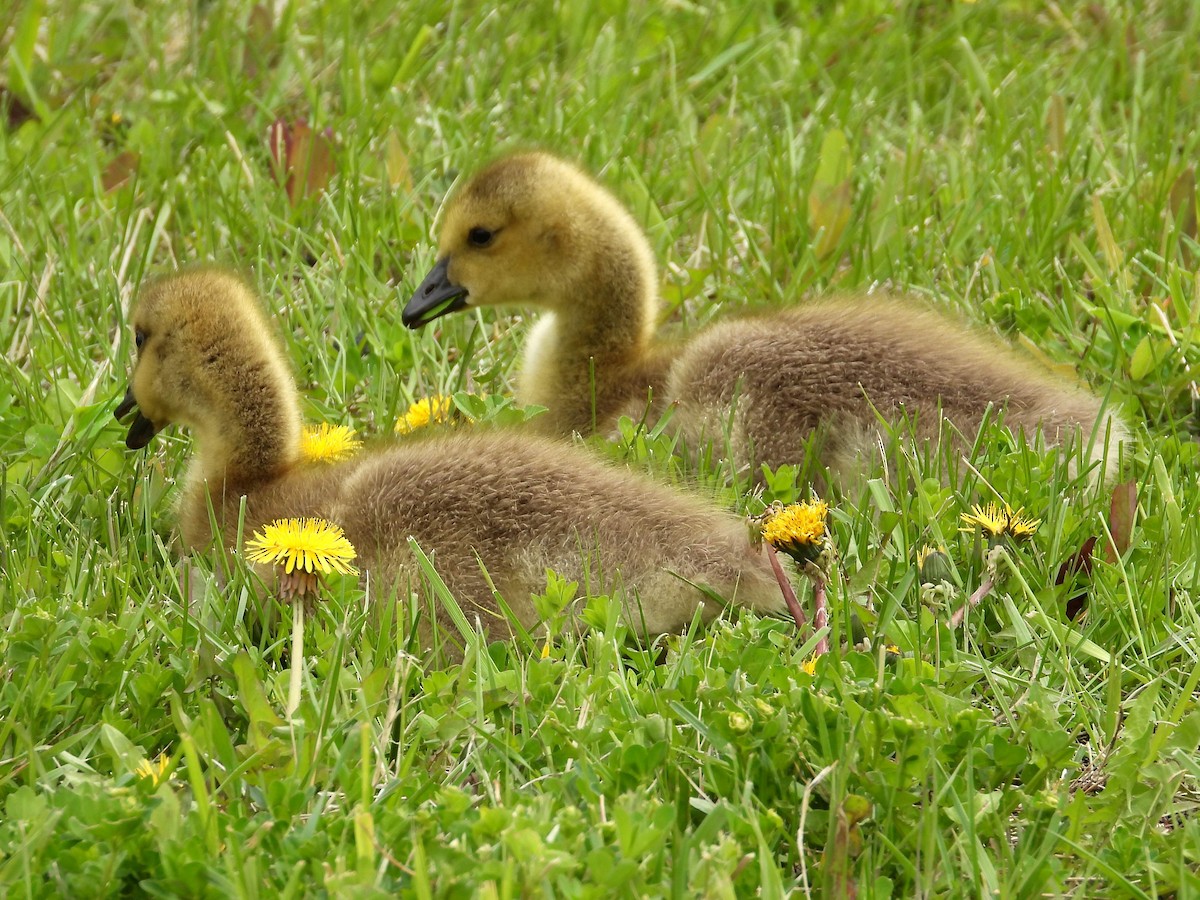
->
(114, 387, 161, 450)
(402, 257, 469, 329)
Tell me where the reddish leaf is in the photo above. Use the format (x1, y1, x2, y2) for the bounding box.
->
(1057, 536, 1098, 585)
(102, 150, 140, 193)
(268, 117, 336, 205)
(1065, 592, 1088, 623)
(1105, 479, 1137, 563)
(1057, 535, 1098, 621)
(1, 85, 36, 129)
(824, 794, 869, 898)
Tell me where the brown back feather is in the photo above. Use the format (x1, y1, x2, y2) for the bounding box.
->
(668, 299, 1127, 477)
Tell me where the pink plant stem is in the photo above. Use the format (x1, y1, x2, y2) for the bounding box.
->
(950, 572, 995, 629)
(766, 544, 808, 630)
(811, 574, 829, 657)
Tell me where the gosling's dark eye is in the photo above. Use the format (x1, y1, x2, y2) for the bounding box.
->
(467, 227, 495, 248)
(135, 330, 146, 350)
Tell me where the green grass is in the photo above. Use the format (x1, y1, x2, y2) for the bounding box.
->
(3, 0, 1200, 895)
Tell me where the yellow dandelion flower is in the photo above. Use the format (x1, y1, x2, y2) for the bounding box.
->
(301, 423, 362, 463)
(1005, 508, 1041, 541)
(245, 517, 359, 576)
(135, 754, 171, 786)
(960, 502, 1041, 542)
(959, 502, 1008, 537)
(760, 500, 830, 564)
(801, 657, 818, 676)
(394, 395, 454, 434)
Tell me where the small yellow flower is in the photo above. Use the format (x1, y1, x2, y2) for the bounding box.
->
(301, 423, 362, 463)
(801, 657, 818, 676)
(245, 518, 359, 576)
(540, 642, 551, 659)
(135, 754, 171, 786)
(760, 500, 830, 564)
(1004, 509, 1041, 541)
(960, 503, 1041, 542)
(394, 395, 455, 434)
(959, 502, 1008, 538)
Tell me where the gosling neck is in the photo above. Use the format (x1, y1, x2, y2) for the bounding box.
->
(519, 244, 661, 433)
(551, 238, 659, 363)
(191, 367, 303, 493)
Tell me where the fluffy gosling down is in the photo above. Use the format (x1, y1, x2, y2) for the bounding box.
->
(114, 269, 786, 646)
(404, 152, 1128, 480)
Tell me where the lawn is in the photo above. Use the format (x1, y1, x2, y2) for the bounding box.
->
(2, 0, 1199, 895)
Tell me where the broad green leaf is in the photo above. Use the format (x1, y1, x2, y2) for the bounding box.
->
(808, 128, 853, 260)
(232, 651, 284, 749)
(1128, 335, 1155, 380)
(100, 723, 143, 774)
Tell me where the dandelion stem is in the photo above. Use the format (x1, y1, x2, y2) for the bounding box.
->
(766, 543, 808, 630)
(287, 601, 304, 717)
(811, 572, 829, 656)
(950, 572, 995, 629)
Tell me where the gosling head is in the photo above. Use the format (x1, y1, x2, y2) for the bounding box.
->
(114, 269, 296, 455)
(403, 152, 657, 329)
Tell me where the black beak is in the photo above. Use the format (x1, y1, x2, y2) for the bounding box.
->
(114, 386, 137, 420)
(114, 387, 160, 450)
(402, 257, 469, 329)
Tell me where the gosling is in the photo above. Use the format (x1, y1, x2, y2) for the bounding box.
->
(115, 269, 787, 648)
(403, 152, 1128, 481)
